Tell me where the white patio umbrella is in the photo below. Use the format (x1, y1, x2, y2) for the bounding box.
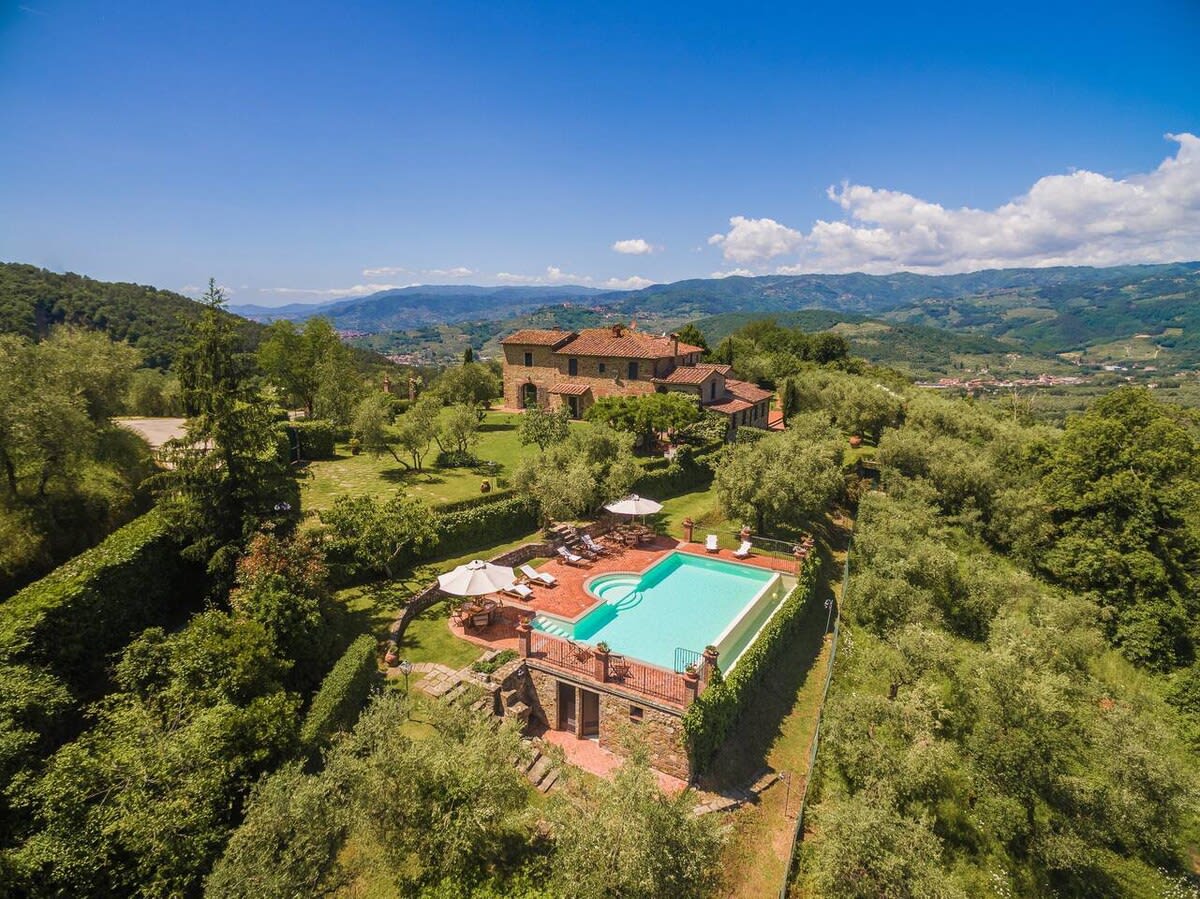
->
(604, 494, 663, 518)
(437, 559, 515, 597)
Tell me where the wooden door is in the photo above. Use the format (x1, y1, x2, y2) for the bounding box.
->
(557, 682, 576, 731)
(581, 689, 600, 737)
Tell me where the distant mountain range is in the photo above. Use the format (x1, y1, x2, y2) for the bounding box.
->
(229, 285, 610, 329)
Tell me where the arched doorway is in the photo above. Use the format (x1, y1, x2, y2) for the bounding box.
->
(521, 382, 538, 408)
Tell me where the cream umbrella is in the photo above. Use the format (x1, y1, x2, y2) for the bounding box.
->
(603, 494, 663, 517)
(437, 559, 516, 597)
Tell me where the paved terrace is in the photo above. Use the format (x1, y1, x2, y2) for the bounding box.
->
(449, 536, 798, 651)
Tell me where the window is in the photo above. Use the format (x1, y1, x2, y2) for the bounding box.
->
(568, 357, 578, 376)
(629, 705, 644, 723)
(627, 361, 639, 381)
(598, 361, 606, 374)
(523, 351, 533, 367)
(710, 381, 716, 400)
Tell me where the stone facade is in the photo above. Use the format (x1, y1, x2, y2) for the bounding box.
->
(500, 325, 775, 437)
(525, 665, 690, 780)
(502, 343, 663, 414)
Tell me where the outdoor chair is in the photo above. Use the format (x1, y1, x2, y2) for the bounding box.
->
(567, 640, 592, 662)
(608, 654, 631, 680)
(519, 564, 557, 586)
(734, 540, 753, 558)
(501, 582, 534, 601)
(582, 534, 610, 555)
(556, 546, 585, 565)
(705, 534, 719, 552)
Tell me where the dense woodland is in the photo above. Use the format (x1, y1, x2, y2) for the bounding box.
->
(0, 268, 1196, 897)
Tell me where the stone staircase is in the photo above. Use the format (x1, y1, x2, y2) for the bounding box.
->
(409, 651, 561, 793)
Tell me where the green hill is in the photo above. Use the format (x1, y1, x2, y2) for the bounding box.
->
(0, 263, 264, 368)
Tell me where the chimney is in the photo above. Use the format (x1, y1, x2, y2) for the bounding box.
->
(670, 333, 679, 357)
(611, 323, 624, 338)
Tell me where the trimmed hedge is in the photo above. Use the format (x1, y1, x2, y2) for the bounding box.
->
(0, 510, 198, 690)
(300, 633, 379, 752)
(683, 554, 822, 772)
(288, 420, 338, 460)
(632, 448, 721, 499)
(433, 494, 540, 558)
(436, 489, 518, 515)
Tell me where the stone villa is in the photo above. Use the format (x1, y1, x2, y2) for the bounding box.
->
(500, 323, 773, 436)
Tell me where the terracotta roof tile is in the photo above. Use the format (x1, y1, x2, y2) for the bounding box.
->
(653, 366, 716, 385)
(549, 382, 591, 396)
(705, 397, 753, 415)
(694, 363, 733, 375)
(500, 329, 575, 347)
(725, 378, 773, 403)
(557, 328, 704, 359)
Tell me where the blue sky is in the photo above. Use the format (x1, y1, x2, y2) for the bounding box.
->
(1, 0, 1198, 305)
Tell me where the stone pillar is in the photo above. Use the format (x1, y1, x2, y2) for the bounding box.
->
(574, 686, 584, 738)
(516, 615, 532, 658)
(683, 669, 700, 706)
(593, 648, 609, 683)
(701, 646, 720, 689)
(682, 517, 695, 543)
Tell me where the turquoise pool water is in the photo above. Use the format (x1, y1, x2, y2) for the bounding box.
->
(532, 552, 785, 671)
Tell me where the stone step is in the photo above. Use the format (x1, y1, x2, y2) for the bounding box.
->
(470, 697, 491, 715)
(521, 750, 542, 774)
(526, 755, 554, 786)
(750, 768, 781, 795)
(444, 683, 469, 704)
(537, 767, 560, 793)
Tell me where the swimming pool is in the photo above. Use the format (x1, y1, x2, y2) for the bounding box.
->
(532, 552, 792, 672)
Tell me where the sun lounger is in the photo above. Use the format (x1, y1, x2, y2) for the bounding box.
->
(705, 534, 719, 553)
(519, 564, 557, 586)
(501, 582, 534, 601)
(733, 540, 752, 558)
(581, 534, 610, 555)
(556, 546, 585, 565)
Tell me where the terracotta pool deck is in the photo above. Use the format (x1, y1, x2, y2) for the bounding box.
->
(449, 536, 798, 649)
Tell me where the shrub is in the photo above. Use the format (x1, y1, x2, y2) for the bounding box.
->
(436, 490, 519, 514)
(434, 449, 480, 468)
(471, 649, 518, 674)
(434, 495, 539, 557)
(300, 633, 380, 752)
(631, 448, 721, 499)
(0, 511, 199, 691)
(288, 420, 338, 460)
(683, 555, 822, 771)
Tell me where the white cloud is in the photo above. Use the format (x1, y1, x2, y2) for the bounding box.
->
(710, 268, 755, 279)
(362, 265, 410, 277)
(180, 283, 235, 296)
(731, 132, 1200, 275)
(424, 266, 475, 278)
(611, 238, 657, 255)
(259, 283, 411, 297)
(494, 266, 593, 285)
(603, 275, 654, 290)
(708, 216, 804, 263)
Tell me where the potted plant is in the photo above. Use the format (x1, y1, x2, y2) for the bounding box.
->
(480, 479, 491, 493)
(595, 641, 610, 654)
(849, 434, 863, 448)
(349, 437, 362, 455)
(384, 641, 399, 666)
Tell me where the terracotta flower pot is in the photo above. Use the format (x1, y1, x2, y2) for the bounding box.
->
(849, 435, 863, 448)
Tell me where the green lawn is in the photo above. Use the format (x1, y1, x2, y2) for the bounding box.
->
(299, 410, 536, 513)
(333, 528, 546, 669)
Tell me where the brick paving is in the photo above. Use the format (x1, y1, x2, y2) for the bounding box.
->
(448, 535, 798, 650)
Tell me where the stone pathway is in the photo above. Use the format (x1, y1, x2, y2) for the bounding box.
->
(691, 767, 782, 816)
